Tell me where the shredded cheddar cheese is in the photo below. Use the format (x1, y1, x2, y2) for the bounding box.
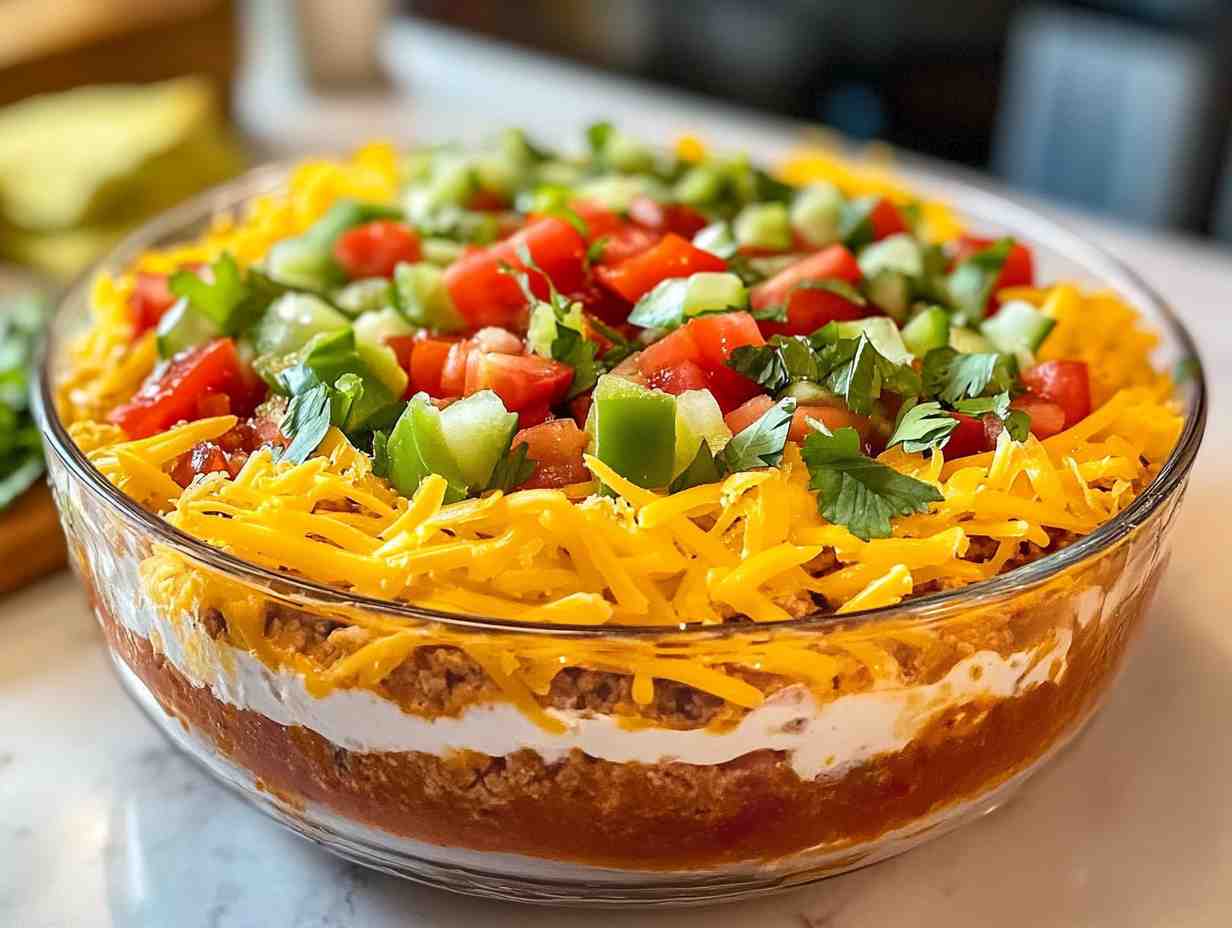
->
(58, 141, 1186, 723)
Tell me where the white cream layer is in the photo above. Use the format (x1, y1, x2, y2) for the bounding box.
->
(114, 591, 1075, 781)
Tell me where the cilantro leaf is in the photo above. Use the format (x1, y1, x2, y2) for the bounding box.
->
(627, 278, 692, 329)
(953, 391, 1012, 418)
(721, 397, 796, 471)
(669, 441, 725, 493)
(922, 347, 1017, 405)
(486, 441, 537, 492)
(726, 335, 818, 393)
(0, 294, 47, 510)
(1002, 408, 1032, 442)
(813, 332, 921, 416)
(887, 401, 959, 454)
(802, 426, 943, 541)
(280, 383, 333, 464)
(750, 303, 788, 324)
(794, 278, 867, 306)
(170, 252, 302, 336)
(586, 236, 609, 265)
(550, 325, 601, 400)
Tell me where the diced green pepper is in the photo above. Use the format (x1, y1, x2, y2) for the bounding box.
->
(592, 375, 677, 488)
(900, 306, 951, 357)
(392, 262, 465, 332)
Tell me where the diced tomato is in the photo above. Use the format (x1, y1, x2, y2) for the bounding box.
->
(472, 326, 524, 354)
(463, 352, 574, 412)
(439, 341, 474, 397)
(388, 335, 456, 399)
(515, 404, 552, 428)
(564, 282, 632, 326)
(637, 328, 700, 374)
(596, 233, 727, 303)
(385, 335, 416, 373)
(638, 311, 764, 411)
(867, 198, 908, 241)
(687, 311, 765, 370)
(750, 245, 867, 336)
(443, 217, 588, 328)
(1011, 397, 1067, 439)
(512, 418, 590, 488)
(788, 406, 872, 443)
(724, 395, 773, 435)
(595, 224, 662, 266)
(333, 220, 421, 279)
(946, 413, 995, 458)
(627, 195, 710, 238)
(196, 393, 232, 419)
(407, 338, 455, 398)
(569, 393, 592, 427)
(647, 359, 709, 395)
(129, 272, 177, 336)
(569, 199, 625, 240)
(1021, 360, 1090, 428)
(950, 234, 1035, 314)
(108, 338, 264, 439)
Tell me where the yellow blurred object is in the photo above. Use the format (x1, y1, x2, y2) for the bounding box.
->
(0, 77, 245, 278)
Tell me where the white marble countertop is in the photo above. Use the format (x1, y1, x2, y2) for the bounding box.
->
(4, 18, 1232, 927)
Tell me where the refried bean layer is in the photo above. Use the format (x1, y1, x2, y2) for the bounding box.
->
(96, 562, 1158, 870)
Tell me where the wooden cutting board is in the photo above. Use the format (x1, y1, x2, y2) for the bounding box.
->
(0, 482, 66, 593)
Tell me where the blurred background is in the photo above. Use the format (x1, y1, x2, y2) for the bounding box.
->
(3, 0, 1232, 286)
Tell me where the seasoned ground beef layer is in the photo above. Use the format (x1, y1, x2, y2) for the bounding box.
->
(98, 562, 1157, 870)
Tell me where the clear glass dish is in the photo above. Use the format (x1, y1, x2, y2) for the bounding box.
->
(33, 164, 1206, 907)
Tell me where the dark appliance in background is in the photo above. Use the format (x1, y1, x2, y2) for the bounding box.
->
(409, 0, 1232, 242)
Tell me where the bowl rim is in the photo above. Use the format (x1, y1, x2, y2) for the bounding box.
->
(32, 159, 1208, 638)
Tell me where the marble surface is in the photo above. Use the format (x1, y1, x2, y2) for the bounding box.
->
(5, 18, 1232, 927)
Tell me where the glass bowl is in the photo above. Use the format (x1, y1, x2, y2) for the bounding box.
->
(33, 164, 1206, 907)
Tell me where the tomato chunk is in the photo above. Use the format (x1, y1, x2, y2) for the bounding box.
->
(443, 217, 588, 329)
(108, 338, 263, 439)
(647, 359, 708, 395)
(687, 311, 765, 370)
(867, 198, 908, 241)
(724, 395, 773, 435)
(512, 418, 590, 488)
(638, 311, 764, 412)
(751, 245, 866, 336)
(463, 352, 573, 412)
(130, 272, 177, 336)
(596, 233, 726, 303)
(333, 220, 421, 279)
(1021, 360, 1090, 428)
(1011, 397, 1067, 439)
(788, 406, 872, 443)
(595, 224, 661, 266)
(951, 234, 1035, 313)
(627, 195, 710, 238)
(946, 413, 995, 458)
(569, 199, 625, 240)
(438, 340, 473, 397)
(403, 337, 454, 398)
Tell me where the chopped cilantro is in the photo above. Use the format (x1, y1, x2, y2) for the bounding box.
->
(922, 347, 1017, 405)
(720, 397, 796, 471)
(886, 401, 958, 454)
(280, 383, 333, 464)
(486, 441, 537, 492)
(802, 425, 943, 541)
(669, 441, 724, 493)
